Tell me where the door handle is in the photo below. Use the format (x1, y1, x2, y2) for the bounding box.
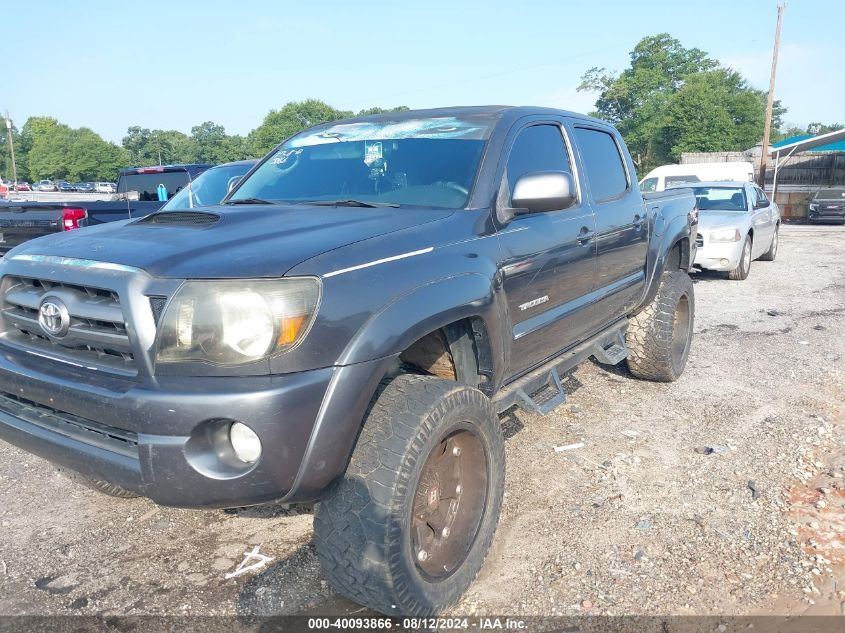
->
(577, 228, 595, 245)
(633, 214, 644, 230)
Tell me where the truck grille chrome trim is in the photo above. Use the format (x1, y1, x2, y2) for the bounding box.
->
(0, 276, 137, 376)
(8, 254, 140, 274)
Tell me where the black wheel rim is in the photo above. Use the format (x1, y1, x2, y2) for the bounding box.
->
(411, 428, 488, 581)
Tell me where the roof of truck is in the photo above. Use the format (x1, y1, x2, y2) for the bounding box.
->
(316, 105, 607, 126)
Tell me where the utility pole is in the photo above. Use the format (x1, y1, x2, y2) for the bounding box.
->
(758, 3, 785, 188)
(4, 111, 18, 186)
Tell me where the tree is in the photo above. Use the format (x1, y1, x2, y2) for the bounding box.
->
(248, 99, 353, 156)
(23, 117, 76, 180)
(356, 106, 410, 116)
(655, 70, 768, 161)
(0, 122, 25, 181)
(807, 122, 844, 136)
(579, 34, 782, 171)
(65, 128, 129, 181)
(122, 126, 192, 167)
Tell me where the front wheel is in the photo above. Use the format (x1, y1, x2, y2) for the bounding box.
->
(759, 225, 778, 261)
(314, 374, 505, 615)
(728, 235, 752, 280)
(626, 270, 694, 382)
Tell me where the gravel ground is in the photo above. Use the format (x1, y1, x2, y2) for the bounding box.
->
(0, 224, 843, 617)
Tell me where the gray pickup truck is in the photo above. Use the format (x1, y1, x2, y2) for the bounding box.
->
(0, 106, 697, 615)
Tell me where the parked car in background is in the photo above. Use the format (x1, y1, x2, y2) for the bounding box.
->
(808, 188, 845, 224)
(668, 180, 779, 280)
(57, 181, 76, 193)
(35, 180, 57, 192)
(0, 106, 698, 616)
(160, 159, 258, 210)
(640, 162, 755, 192)
(73, 182, 95, 194)
(13, 182, 31, 192)
(0, 164, 212, 254)
(94, 182, 117, 193)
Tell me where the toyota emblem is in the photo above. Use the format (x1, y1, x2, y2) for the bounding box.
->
(38, 298, 70, 338)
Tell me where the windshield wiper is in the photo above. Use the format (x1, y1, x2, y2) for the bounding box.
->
(305, 199, 400, 208)
(224, 197, 275, 205)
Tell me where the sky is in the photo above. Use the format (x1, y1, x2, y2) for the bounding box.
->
(2, 0, 842, 144)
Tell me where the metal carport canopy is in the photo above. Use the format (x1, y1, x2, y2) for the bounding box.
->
(768, 128, 845, 195)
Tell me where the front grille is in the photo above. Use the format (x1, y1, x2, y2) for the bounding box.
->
(136, 211, 219, 226)
(0, 391, 138, 458)
(0, 276, 136, 376)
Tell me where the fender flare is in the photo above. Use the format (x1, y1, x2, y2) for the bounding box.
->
(640, 214, 694, 309)
(337, 272, 503, 368)
(282, 272, 505, 502)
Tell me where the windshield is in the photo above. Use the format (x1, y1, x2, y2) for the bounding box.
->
(163, 163, 254, 210)
(665, 175, 700, 187)
(118, 172, 191, 201)
(689, 186, 747, 211)
(815, 189, 845, 200)
(229, 116, 493, 209)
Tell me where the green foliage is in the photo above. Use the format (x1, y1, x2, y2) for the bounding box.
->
(356, 106, 411, 116)
(0, 123, 25, 181)
(656, 70, 767, 161)
(248, 99, 353, 156)
(2, 100, 412, 184)
(20, 117, 128, 181)
(579, 34, 784, 172)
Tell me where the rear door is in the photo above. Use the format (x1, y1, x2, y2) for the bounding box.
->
(496, 120, 597, 377)
(570, 124, 647, 327)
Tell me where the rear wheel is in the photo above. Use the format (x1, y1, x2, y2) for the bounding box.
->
(759, 225, 778, 261)
(314, 374, 505, 615)
(728, 235, 752, 280)
(626, 270, 694, 382)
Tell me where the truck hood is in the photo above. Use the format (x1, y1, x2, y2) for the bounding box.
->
(696, 211, 749, 231)
(9, 204, 455, 278)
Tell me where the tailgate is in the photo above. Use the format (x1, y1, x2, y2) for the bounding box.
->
(0, 204, 64, 253)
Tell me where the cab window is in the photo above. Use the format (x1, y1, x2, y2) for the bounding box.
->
(639, 177, 658, 193)
(506, 125, 572, 202)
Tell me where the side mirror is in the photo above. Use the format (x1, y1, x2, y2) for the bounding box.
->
(754, 199, 769, 210)
(227, 176, 243, 194)
(511, 171, 577, 214)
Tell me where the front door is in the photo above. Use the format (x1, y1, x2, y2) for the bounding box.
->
(496, 122, 597, 378)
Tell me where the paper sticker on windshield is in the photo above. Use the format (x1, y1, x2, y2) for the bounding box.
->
(364, 141, 383, 166)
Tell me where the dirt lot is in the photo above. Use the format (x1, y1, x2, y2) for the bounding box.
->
(1, 224, 843, 617)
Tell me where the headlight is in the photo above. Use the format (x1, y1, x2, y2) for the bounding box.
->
(709, 228, 741, 243)
(156, 278, 320, 365)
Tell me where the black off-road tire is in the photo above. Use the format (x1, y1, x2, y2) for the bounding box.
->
(79, 476, 139, 499)
(626, 270, 694, 382)
(728, 235, 752, 280)
(759, 225, 778, 261)
(313, 374, 505, 616)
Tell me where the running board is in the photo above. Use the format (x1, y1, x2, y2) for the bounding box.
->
(494, 319, 629, 415)
(516, 367, 566, 415)
(591, 329, 628, 366)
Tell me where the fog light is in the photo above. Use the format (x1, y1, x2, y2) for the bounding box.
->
(229, 422, 262, 463)
(720, 258, 730, 267)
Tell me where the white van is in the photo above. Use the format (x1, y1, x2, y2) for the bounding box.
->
(639, 162, 755, 192)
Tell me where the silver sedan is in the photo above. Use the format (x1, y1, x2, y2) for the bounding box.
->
(668, 181, 780, 280)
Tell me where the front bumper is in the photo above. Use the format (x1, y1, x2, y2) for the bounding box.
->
(694, 237, 744, 271)
(0, 347, 344, 508)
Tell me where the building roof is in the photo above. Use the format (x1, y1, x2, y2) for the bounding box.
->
(770, 129, 845, 155)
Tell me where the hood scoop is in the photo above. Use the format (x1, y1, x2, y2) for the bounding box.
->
(135, 211, 220, 226)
